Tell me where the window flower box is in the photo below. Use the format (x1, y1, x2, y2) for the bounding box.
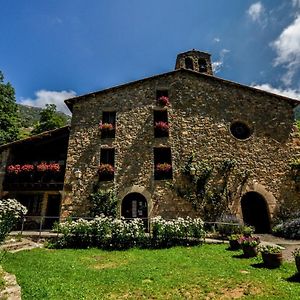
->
(154, 121, 169, 137)
(157, 96, 170, 106)
(155, 163, 172, 180)
(98, 163, 114, 181)
(99, 122, 115, 139)
(7, 164, 21, 175)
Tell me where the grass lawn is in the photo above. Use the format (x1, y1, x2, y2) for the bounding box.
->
(1, 244, 300, 299)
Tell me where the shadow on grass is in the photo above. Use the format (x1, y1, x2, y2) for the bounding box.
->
(251, 262, 269, 269)
(226, 247, 241, 252)
(286, 273, 300, 283)
(232, 253, 249, 259)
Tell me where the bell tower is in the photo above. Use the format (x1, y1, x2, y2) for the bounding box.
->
(175, 50, 213, 75)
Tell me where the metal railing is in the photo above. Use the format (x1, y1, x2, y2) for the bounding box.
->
(13, 215, 242, 237)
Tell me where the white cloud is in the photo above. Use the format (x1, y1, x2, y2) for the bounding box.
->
(292, 0, 300, 8)
(213, 37, 220, 43)
(212, 49, 230, 74)
(247, 2, 265, 23)
(19, 90, 76, 115)
(272, 15, 300, 85)
(251, 83, 300, 99)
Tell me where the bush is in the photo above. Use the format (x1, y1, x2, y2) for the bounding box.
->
(54, 216, 206, 249)
(0, 198, 27, 243)
(272, 218, 300, 239)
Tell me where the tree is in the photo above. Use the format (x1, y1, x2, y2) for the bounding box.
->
(0, 71, 20, 145)
(31, 104, 67, 135)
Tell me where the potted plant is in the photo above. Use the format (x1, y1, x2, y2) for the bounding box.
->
(7, 164, 21, 175)
(228, 234, 242, 250)
(157, 96, 170, 106)
(259, 245, 283, 268)
(98, 163, 114, 181)
(99, 122, 115, 138)
(293, 248, 300, 273)
(239, 236, 260, 257)
(154, 121, 169, 137)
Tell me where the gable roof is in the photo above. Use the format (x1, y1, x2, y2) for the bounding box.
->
(0, 126, 70, 150)
(65, 69, 300, 112)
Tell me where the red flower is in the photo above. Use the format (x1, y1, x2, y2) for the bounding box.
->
(48, 163, 60, 173)
(155, 163, 172, 173)
(7, 164, 21, 175)
(99, 122, 114, 131)
(157, 96, 170, 106)
(37, 162, 48, 172)
(98, 164, 114, 175)
(21, 164, 34, 172)
(154, 121, 169, 132)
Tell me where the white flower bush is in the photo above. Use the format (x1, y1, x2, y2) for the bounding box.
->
(55, 215, 205, 249)
(0, 198, 27, 243)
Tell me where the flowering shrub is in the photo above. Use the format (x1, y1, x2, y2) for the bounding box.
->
(258, 244, 282, 254)
(53, 216, 205, 249)
(273, 218, 300, 239)
(0, 198, 27, 243)
(157, 96, 170, 106)
(20, 164, 34, 172)
(99, 122, 114, 131)
(37, 162, 49, 172)
(155, 163, 172, 173)
(48, 163, 60, 173)
(239, 236, 260, 247)
(7, 164, 21, 175)
(98, 164, 114, 176)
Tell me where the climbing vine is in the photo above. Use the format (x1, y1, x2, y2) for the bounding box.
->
(170, 155, 249, 222)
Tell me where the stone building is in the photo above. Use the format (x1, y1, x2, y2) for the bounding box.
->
(0, 49, 299, 232)
(61, 49, 300, 232)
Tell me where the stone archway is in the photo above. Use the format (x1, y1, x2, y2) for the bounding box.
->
(121, 192, 148, 220)
(241, 192, 271, 233)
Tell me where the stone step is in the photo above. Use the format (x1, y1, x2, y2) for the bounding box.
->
(0, 239, 42, 252)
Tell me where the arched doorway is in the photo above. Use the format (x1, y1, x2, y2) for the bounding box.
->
(121, 193, 148, 220)
(241, 192, 271, 233)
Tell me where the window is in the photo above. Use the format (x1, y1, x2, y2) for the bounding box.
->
(230, 121, 252, 140)
(156, 90, 168, 99)
(100, 111, 116, 139)
(99, 148, 115, 181)
(185, 57, 194, 70)
(153, 110, 169, 138)
(198, 58, 207, 73)
(154, 148, 172, 180)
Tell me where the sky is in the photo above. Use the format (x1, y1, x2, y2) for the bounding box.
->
(1, 0, 300, 115)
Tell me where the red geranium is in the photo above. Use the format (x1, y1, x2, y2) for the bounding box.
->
(21, 164, 34, 172)
(157, 96, 170, 106)
(99, 122, 114, 131)
(37, 162, 48, 172)
(154, 121, 169, 132)
(7, 164, 21, 175)
(98, 163, 114, 176)
(48, 163, 60, 173)
(155, 163, 172, 173)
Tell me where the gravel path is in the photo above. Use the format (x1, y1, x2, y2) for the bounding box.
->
(257, 234, 300, 262)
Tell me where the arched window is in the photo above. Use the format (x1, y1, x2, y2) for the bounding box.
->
(198, 58, 207, 73)
(185, 57, 194, 70)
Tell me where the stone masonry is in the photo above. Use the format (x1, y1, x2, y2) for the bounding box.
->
(61, 50, 300, 227)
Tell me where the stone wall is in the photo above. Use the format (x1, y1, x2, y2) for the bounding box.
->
(62, 70, 300, 221)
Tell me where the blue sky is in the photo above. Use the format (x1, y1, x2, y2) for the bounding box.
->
(1, 0, 300, 114)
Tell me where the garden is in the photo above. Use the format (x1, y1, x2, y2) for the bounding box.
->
(1, 198, 300, 299)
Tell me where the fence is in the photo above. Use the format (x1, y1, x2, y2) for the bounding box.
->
(13, 215, 242, 237)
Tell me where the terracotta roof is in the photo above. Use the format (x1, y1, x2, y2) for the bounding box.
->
(64, 69, 300, 112)
(0, 126, 70, 150)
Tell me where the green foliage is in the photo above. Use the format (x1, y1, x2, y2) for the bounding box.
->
(31, 104, 68, 135)
(0, 198, 27, 243)
(0, 71, 20, 145)
(296, 120, 300, 131)
(89, 189, 118, 218)
(173, 156, 248, 222)
(53, 216, 205, 250)
(3, 245, 300, 299)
